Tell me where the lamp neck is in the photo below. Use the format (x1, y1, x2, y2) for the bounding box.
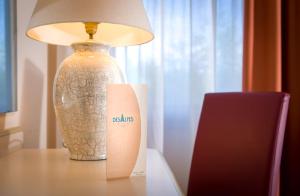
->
(71, 42, 110, 54)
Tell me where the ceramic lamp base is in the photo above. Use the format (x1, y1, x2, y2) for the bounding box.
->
(54, 43, 125, 160)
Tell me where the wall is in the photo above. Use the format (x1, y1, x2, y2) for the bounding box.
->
(18, 0, 49, 148)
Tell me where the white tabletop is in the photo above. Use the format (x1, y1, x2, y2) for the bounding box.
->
(0, 148, 182, 196)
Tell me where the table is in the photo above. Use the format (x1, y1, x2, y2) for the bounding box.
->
(0, 148, 182, 196)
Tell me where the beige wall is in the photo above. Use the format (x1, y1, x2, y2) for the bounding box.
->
(18, 0, 49, 148)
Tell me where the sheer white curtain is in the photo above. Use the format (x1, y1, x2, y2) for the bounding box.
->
(115, 0, 243, 193)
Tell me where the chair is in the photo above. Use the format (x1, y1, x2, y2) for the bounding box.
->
(188, 92, 290, 196)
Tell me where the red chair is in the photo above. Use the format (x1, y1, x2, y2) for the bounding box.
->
(188, 92, 289, 196)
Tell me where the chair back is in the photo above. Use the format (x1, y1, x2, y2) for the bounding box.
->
(188, 92, 290, 196)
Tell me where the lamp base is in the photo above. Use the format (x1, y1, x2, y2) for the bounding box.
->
(54, 42, 125, 160)
(70, 153, 107, 161)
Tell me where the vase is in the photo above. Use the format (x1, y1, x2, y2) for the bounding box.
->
(53, 42, 125, 160)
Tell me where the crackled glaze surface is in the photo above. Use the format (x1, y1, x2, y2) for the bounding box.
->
(54, 43, 124, 160)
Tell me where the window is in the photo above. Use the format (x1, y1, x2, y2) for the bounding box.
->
(115, 0, 243, 191)
(0, 0, 16, 113)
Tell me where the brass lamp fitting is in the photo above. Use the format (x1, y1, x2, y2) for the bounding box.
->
(85, 22, 99, 40)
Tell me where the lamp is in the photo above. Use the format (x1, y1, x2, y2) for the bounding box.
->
(26, 0, 153, 160)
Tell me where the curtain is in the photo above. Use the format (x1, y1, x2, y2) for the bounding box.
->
(115, 0, 243, 193)
(0, 0, 15, 113)
(243, 0, 300, 195)
(243, 0, 281, 92)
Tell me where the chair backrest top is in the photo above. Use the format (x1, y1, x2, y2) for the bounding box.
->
(188, 92, 290, 196)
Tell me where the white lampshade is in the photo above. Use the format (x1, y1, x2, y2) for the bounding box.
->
(26, 0, 154, 46)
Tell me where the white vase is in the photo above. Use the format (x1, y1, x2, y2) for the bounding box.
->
(53, 42, 125, 160)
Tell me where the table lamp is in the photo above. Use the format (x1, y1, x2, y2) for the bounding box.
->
(26, 0, 153, 160)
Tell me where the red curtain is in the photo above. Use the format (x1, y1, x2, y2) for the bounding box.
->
(243, 0, 300, 195)
(243, 0, 281, 92)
